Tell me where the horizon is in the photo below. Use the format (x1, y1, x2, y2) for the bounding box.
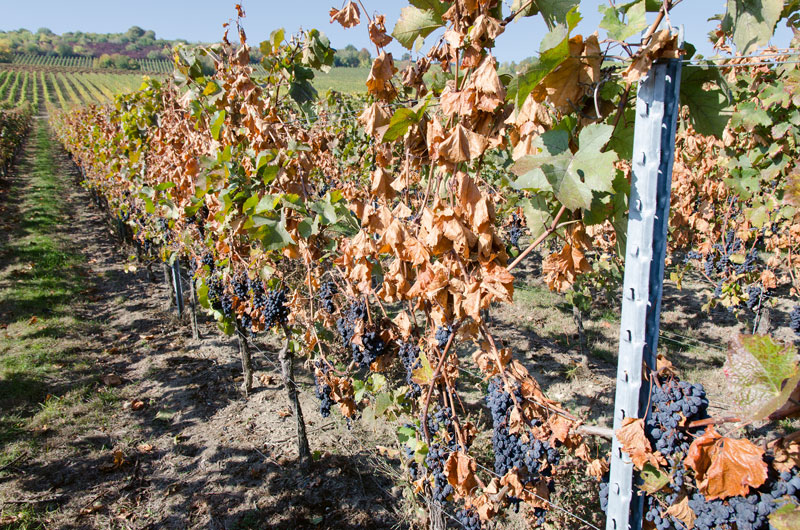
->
(0, 0, 795, 63)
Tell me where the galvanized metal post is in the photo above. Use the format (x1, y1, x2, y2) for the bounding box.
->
(605, 40, 683, 530)
(171, 260, 185, 315)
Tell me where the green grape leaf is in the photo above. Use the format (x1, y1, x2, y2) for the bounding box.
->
(409, 0, 449, 16)
(680, 66, 732, 138)
(723, 334, 800, 421)
(521, 196, 553, 240)
(607, 108, 636, 160)
(722, 0, 783, 54)
(731, 100, 772, 130)
(599, 0, 647, 41)
(374, 392, 393, 416)
(392, 6, 444, 49)
(510, 0, 540, 17)
(524, 0, 581, 27)
(382, 108, 419, 142)
(511, 124, 618, 211)
(210, 109, 226, 140)
(254, 214, 295, 251)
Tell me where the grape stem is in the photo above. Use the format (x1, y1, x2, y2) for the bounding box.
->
(507, 204, 567, 272)
(686, 416, 742, 429)
(421, 318, 465, 444)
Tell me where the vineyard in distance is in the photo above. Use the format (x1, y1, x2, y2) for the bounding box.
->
(1, 1, 800, 530)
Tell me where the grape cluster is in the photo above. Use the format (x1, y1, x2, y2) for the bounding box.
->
(599, 481, 608, 513)
(507, 213, 525, 249)
(790, 305, 800, 338)
(646, 379, 709, 459)
(313, 361, 334, 418)
(645, 493, 671, 530)
(639, 377, 800, 530)
(254, 288, 289, 329)
(425, 443, 454, 504)
(220, 294, 233, 318)
(317, 280, 338, 314)
(336, 301, 384, 367)
(454, 508, 482, 530)
(486, 378, 558, 480)
(435, 325, 453, 350)
(232, 273, 250, 301)
(425, 406, 459, 450)
(398, 341, 422, 398)
(158, 218, 171, 241)
(736, 247, 759, 274)
(206, 276, 224, 313)
(201, 252, 215, 271)
(355, 329, 386, 367)
(682, 250, 702, 264)
(703, 230, 748, 277)
(683, 491, 780, 530)
(745, 285, 762, 311)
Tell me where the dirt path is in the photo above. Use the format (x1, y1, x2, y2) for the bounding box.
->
(0, 121, 399, 530)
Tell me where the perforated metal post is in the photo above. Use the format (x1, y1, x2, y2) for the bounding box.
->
(605, 40, 683, 530)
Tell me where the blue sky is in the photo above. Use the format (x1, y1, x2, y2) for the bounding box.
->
(0, 1, 794, 61)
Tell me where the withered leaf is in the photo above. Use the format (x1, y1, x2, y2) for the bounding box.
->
(438, 123, 488, 163)
(368, 14, 393, 47)
(587, 458, 609, 479)
(666, 495, 696, 529)
(102, 374, 123, 386)
(370, 167, 397, 201)
(445, 451, 479, 498)
(768, 436, 800, 474)
(616, 417, 665, 470)
(623, 29, 681, 84)
(329, 1, 360, 28)
(366, 52, 398, 102)
(685, 426, 768, 500)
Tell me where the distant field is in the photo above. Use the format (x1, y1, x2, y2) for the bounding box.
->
(311, 66, 369, 94)
(249, 65, 369, 94)
(0, 62, 369, 111)
(12, 53, 173, 74)
(0, 65, 147, 111)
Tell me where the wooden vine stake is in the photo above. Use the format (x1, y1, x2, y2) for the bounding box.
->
(162, 261, 174, 309)
(237, 327, 253, 395)
(605, 28, 683, 530)
(278, 323, 311, 469)
(189, 275, 200, 340)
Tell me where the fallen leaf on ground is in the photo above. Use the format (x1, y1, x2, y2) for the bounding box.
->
(99, 449, 126, 472)
(137, 443, 154, 453)
(278, 409, 292, 418)
(130, 399, 146, 411)
(258, 374, 276, 385)
(102, 374, 122, 386)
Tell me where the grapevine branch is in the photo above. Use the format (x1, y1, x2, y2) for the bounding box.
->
(507, 204, 567, 272)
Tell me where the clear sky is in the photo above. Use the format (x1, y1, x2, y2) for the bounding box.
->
(0, 0, 794, 61)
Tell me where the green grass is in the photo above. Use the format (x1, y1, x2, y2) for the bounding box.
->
(312, 66, 370, 94)
(0, 122, 116, 525)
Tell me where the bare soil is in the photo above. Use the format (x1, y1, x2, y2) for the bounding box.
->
(0, 124, 400, 530)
